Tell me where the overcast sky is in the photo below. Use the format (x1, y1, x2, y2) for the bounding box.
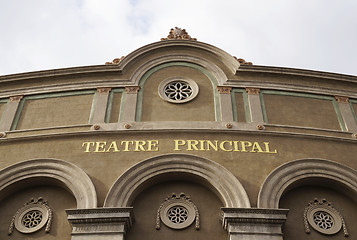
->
(1, 0, 356, 76)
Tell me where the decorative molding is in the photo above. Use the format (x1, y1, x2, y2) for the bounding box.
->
(258, 159, 357, 208)
(0, 159, 97, 209)
(125, 86, 140, 94)
(161, 27, 197, 41)
(335, 96, 349, 103)
(66, 207, 134, 235)
(156, 193, 199, 230)
(105, 56, 125, 65)
(221, 207, 288, 237)
(217, 86, 232, 94)
(97, 87, 112, 94)
(303, 198, 348, 237)
(246, 87, 260, 95)
(104, 154, 250, 208)
(10, 95, 23, 102)
(9, 197, 52, 235)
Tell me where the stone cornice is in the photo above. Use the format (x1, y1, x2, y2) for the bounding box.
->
(66, 207, 134, 235)
(0, 65, 122, 83)
(237, 65, 357, 83)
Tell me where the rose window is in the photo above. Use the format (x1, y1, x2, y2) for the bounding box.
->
(313, 211, 334, 230)
(167, 206, 189, 224)
(158, 78, 199, 103)
(304, 198, 348, 237)
(22, 210, 43, 229)
(164, 82, 193, 101)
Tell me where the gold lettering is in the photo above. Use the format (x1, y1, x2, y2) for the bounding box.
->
(134, 140, 146, 152)
(121, 141, 133, 152)
(220, 141, 233, 151)
(233, 141, 240, 152)
(251, 142, 264, 153)
(106, 141, 119, 152)
(147, 140, 159, 151)
(240, 141, 252, 152)
(199, 140, 206, 151)
(187, 140, 199, 151)
(82, 142, 95, 152)
(264, 142, 278, 154)
(174, 140, 186, 151)
(95, 141, 107, 152)
(206, 140, 218, 151)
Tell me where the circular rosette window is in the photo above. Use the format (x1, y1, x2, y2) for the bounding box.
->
(306, 205, 342, 235)
(158, 77, 199, 103)
(160, 199, 196, 229)
(14, 204, 49, 234)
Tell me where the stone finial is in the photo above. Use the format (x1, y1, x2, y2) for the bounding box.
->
(105, 56, 125, 65)
(233, 57, 253, 65)
(161, 27, 197, 41)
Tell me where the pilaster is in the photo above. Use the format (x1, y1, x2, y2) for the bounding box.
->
(91, 88, 111, 124)
(246, 88, 264, 123)
(335, 96, 357, 132)
(217, 86, 234, 121)
(0, 95, 23, 131)
(121, 86, 140, 122)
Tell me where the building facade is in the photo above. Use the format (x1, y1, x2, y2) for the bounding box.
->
(0, 28, 356, 240)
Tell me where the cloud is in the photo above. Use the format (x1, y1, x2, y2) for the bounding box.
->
(0, 0, 356, 75)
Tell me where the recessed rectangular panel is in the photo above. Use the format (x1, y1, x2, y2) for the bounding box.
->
(0, 102, 6, 122)
(109, 92, 122, 123)
(234, 92, 246, 122)
(263, 94, 341, 130)
(16, 94, 94, 130)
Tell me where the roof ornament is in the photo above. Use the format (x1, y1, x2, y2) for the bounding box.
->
(233, 56, 253, 65)
(105, 56, 125, 65)
(161, 27, 197, 41)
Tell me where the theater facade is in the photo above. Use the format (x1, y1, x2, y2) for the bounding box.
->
(0, 28, 356, 240)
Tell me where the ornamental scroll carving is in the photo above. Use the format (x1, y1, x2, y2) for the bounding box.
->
(8, 197, 53, 235)
(105, 56, 125, 65)
(161, 27, 197, 41)
(303, 198, 348, 237)
(156, 193, 200, 230)
(233, 57, 253, 65)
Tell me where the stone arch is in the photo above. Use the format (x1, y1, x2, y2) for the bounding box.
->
(0, 159, 97, 209)
(131, 54, 229, 86)
(258, 159, 357, 208)
(104, 154, 250, 208)
(118, 40, 239, 82)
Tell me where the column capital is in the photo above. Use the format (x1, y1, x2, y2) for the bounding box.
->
(246, 87, 260, 95)
(217, 86, 232, 94)
(125, 86, 140, 94)
(97, 87, 112, 94)
(9, 95, 24, 102)
(66, 207, 134, 236)
(221, 208, 288, 240)
(335, 96, 349, 103)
